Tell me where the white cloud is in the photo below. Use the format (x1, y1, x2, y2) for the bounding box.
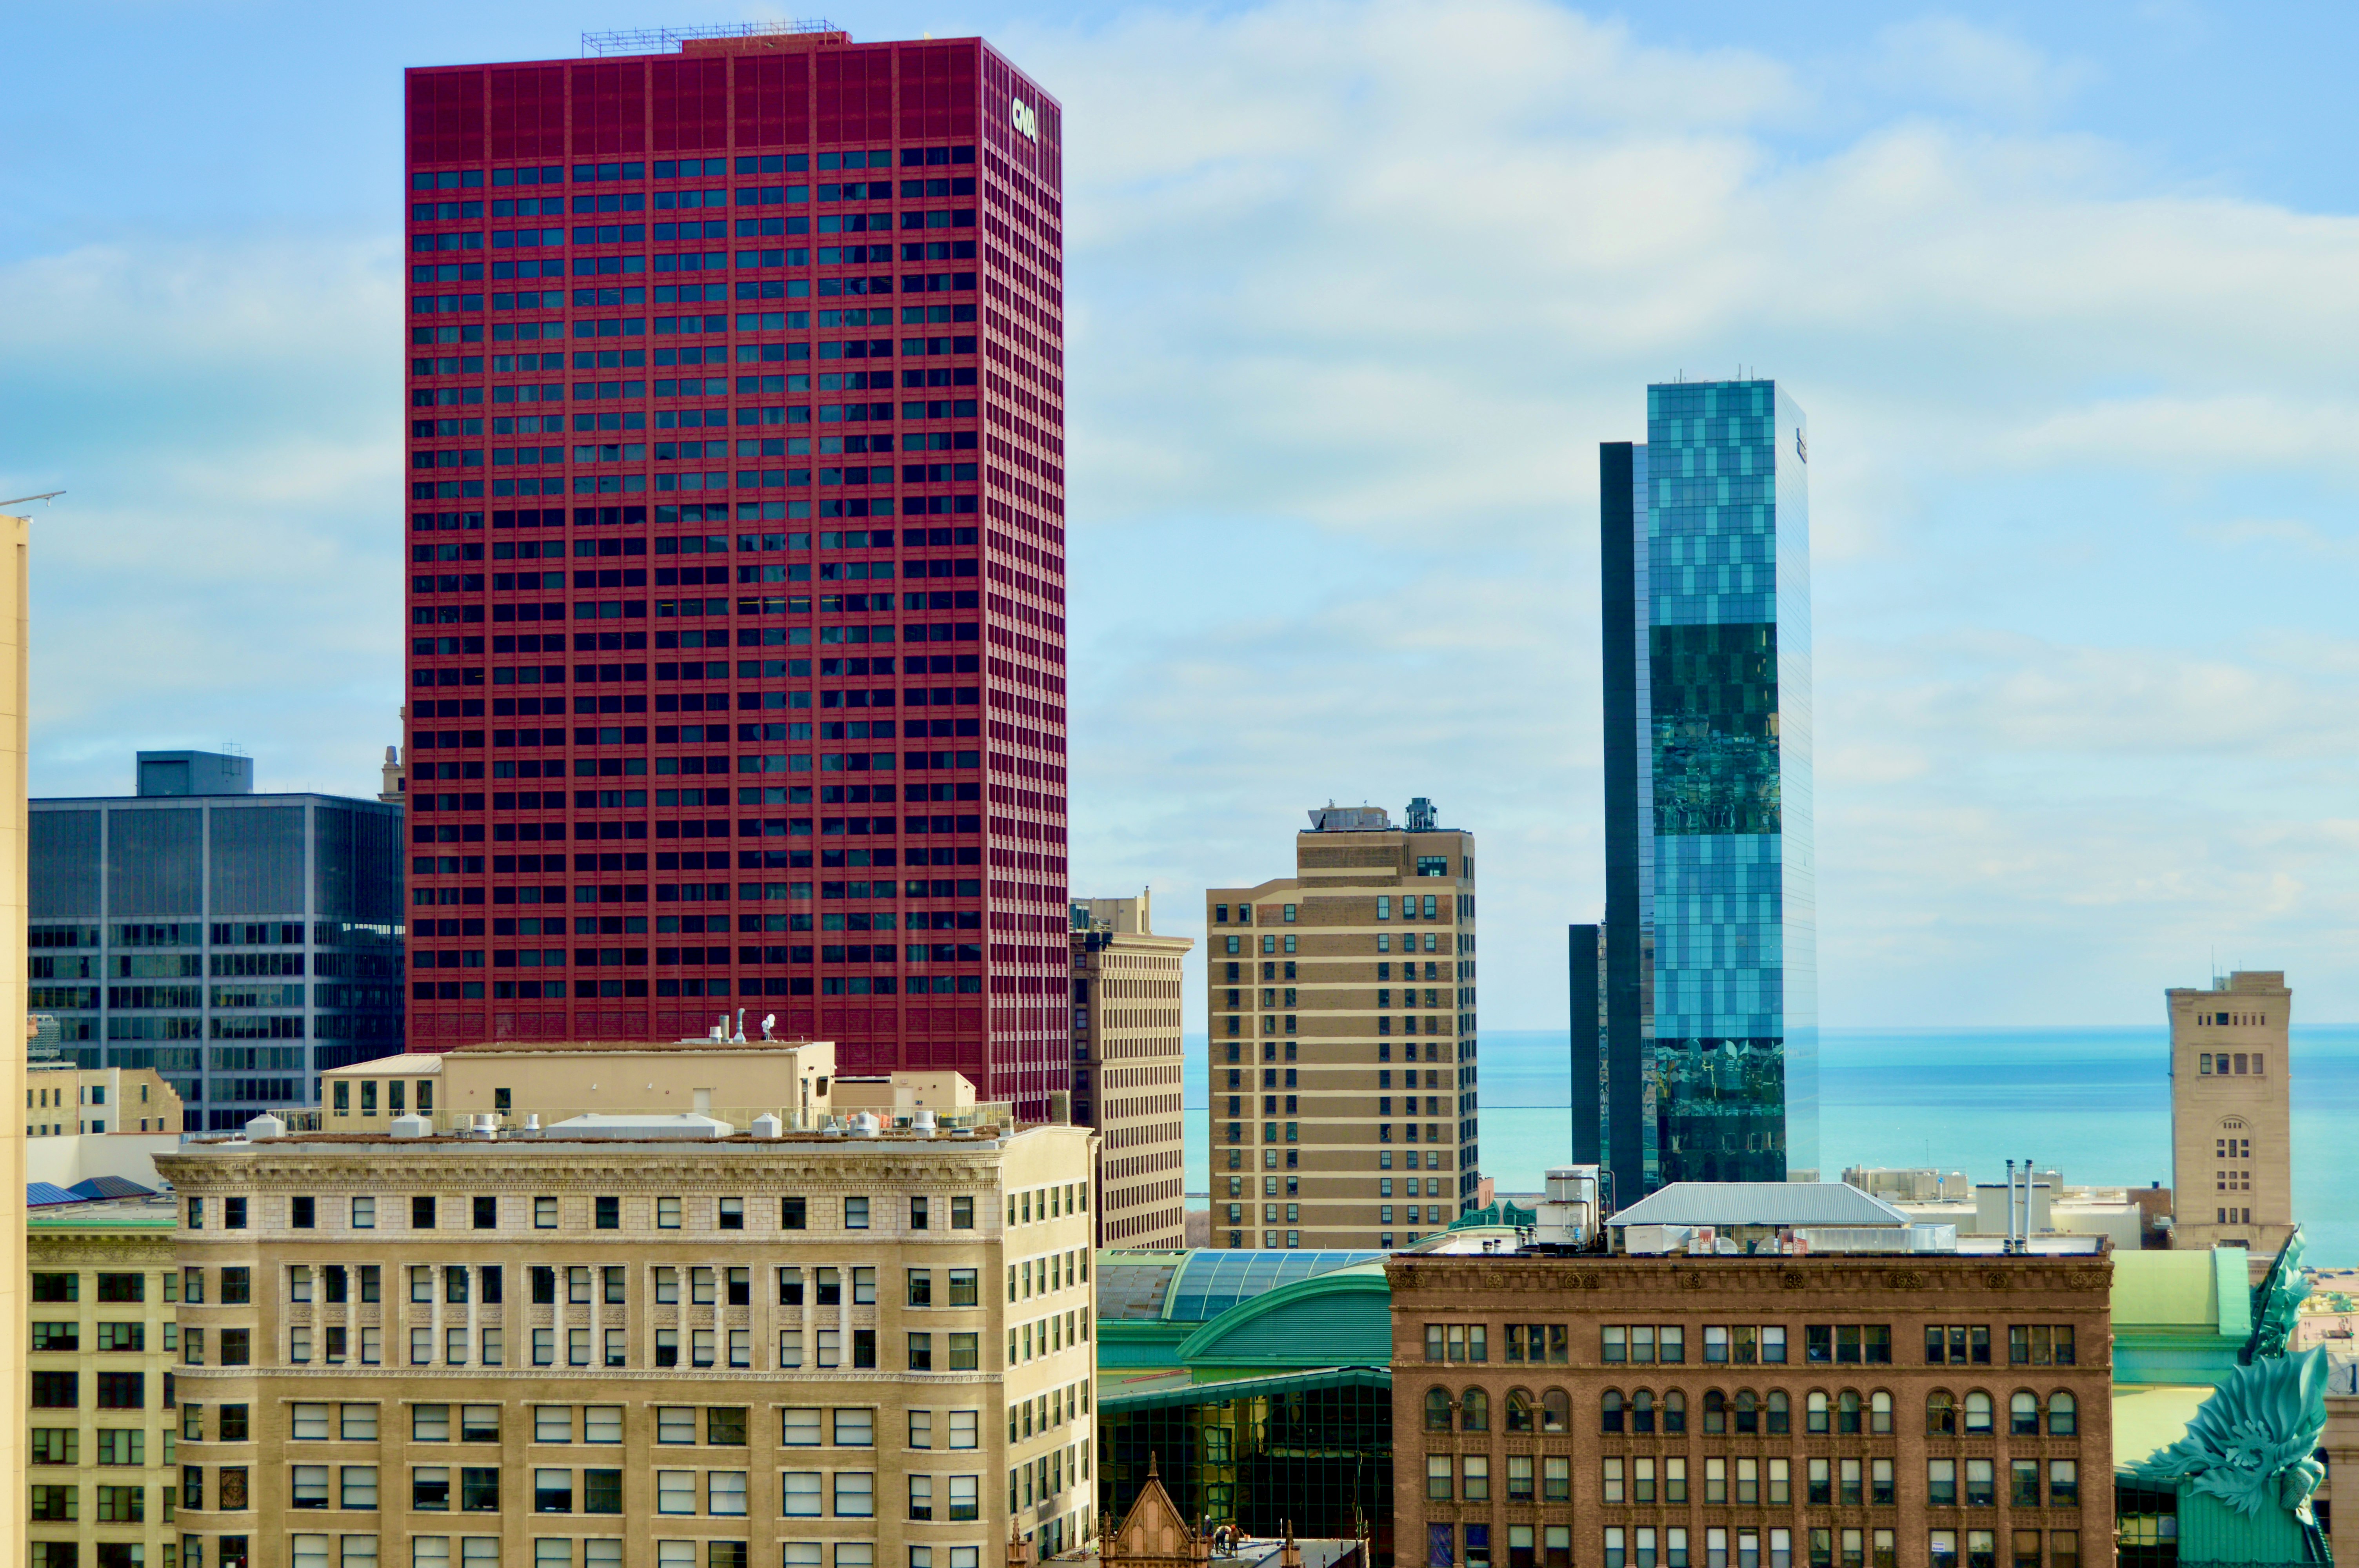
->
(0, 234, 404, 798)
(19, 0, 2359, 1033)
(1019, 0, 2359, 1027)
(1857, 17, 2093, 123)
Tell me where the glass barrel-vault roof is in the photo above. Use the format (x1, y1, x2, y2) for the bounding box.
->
(1161, 1250, 1383, 1322)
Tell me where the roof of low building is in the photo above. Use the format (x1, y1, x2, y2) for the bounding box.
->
(27, 1194, 181, 1230)
(445, 1036, 831, 1055)
(1608, 1181, 1915, 1230)
(321, 1054, 443, 1078)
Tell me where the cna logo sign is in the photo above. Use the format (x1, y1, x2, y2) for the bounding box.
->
(1010, 97, 1040, 141)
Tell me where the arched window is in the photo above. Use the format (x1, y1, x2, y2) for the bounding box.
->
(1631, 1390, 1656, 1435)
(1734, 1391, 1759, 1436)
(2048, 1392, 2076, 1437)
(1505, 1390, 1533, 1434)
(1766, 1391, 1790, 1436)
(1806, 1391, 1830, 1435)
(1869, 1390, 1893, 1435)
(1963, 1392, 1992, 1435)
(1425, 1388, 1453, 1433)
(1543, 1389, 1571, 1435)
(1461, 1389, 1490, 1433)
(1838, 1390, 1862, 1436)
(1703, 1390, 1728, 1435)
(1926, 1391, 1956, 1437)
(1663, 1390, 1687, 1435)
(1601, 1389, 1625, 1434)
(2009, 1392, 2039, 1437)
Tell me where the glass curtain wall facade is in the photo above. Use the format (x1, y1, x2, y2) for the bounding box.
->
(1100, 1372, 1392, 1551)
(28, 795, 408, 1127)
(1580, 380, 1816, 1199)
(402, 29, 1072, 1116)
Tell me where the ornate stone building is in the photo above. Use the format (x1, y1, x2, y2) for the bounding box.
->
(158, 1094, 1098, 1568)
(2165, 971, 2295, 1256)
(1387, 1250, 2113, 1568)
(1099, 1455, 1209, 1568)
(27, 1194, 183, 1568)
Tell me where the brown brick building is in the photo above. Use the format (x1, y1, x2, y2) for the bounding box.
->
(1386, 1252, 2113, 1568)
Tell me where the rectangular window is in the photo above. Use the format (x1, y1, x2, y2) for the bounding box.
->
(1929, 1461, 1957, 1508)
(2048, 1462, 2078, 1507)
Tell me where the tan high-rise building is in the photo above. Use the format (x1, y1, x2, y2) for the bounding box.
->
(2166, 969, 2294, 1255)
(27, 1194, 183, 1568)
(4, 511, 35, 1568)
(1067, 893, 1190, 1250)
(157, 1065, 1100, 1568)
(1204, 800, 1479, 1251)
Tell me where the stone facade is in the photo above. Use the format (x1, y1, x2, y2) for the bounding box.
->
(157, 1116, 1098, 1568)
(27, 1196, 183, 1568)
(1386, 1252, 2114, 1568)
(2165, 971, 2294, 1256)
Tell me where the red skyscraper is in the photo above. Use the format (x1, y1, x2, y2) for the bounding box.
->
(403, 24, 1069, 1114)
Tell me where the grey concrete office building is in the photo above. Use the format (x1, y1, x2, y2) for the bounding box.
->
(29, 751, 407, 1129)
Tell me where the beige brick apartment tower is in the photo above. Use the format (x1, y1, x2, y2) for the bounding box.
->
(1069, 893, 1190, 1250)
(2167, 969, 2294, 1255)
(1204, 800, 1478, 1251)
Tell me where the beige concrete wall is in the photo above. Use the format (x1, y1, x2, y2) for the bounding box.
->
(324, 1040, 840, 1133)
(26, 1134, 182, 1192)
(2166, 972, 2294, 1254)
(26, 1065, 183, 1138)
(835, 1071, 980, 1120)
(1, 513, 31, 1566)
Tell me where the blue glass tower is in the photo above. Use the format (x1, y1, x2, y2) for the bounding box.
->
(1575, 379, 1816, 1200)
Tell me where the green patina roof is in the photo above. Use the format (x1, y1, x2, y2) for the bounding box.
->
(1175, 1261, 1394, 1370)
(1450, 1201, 1536, 1230)
(2112, 1383, 2219, 1470)
(2112, 1249, 2251, 1336)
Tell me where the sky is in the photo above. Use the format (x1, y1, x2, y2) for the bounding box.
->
(11, 0, 2359, 1029)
